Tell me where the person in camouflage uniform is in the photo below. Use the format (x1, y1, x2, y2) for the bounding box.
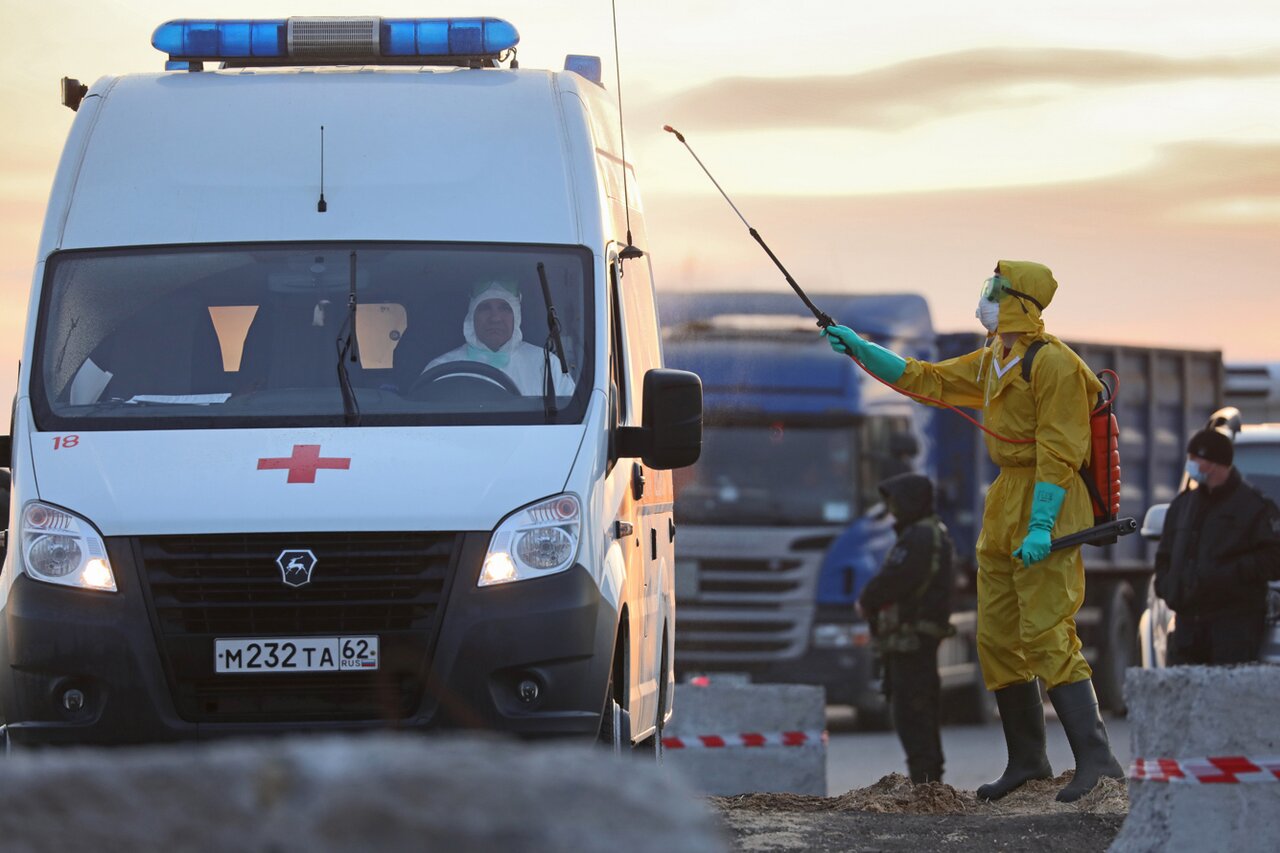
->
(859, 472, 955, 784)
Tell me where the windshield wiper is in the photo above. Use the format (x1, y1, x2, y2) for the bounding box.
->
(336, 250, 361, 426)
(536, 262, 570, 422)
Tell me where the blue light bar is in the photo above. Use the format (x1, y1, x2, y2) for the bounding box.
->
(153, 20, 287, 59)
(381, 18, 519, 57)
(152, 17, 518, 63)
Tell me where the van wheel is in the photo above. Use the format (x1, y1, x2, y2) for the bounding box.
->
(600, 696, 632, 756)
(635, 631, 668, 764)
(598, 647, 631, 754)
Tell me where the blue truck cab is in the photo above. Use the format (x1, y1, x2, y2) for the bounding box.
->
(659, 292, 987, 722)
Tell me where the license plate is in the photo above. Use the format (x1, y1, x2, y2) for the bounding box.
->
(214, 636, 379, 673)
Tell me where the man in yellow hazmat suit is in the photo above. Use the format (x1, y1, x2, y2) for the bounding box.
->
(823, 260, 1123, 803)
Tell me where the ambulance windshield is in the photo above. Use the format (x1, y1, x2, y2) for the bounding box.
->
(32, 243, 593, 429)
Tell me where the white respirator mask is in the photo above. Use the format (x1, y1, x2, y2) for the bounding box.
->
(976, 298, 1000, 333)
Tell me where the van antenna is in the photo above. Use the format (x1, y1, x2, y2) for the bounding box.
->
(317, 126, 328, 213)
(611, 0, 642, 260)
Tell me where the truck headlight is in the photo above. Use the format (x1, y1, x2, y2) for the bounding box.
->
(479, 494, 581, 587)
(21, 502, 117, 592)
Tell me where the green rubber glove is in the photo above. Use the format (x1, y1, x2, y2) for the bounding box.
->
(821, 325, 907, 383)
(1014, 482, 1066, 567)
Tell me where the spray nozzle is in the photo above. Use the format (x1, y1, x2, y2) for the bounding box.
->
(662, 124, 686, 143)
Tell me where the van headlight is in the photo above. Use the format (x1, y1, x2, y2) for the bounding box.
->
(21, 502, 117, 592)
(479, 494, 581, 587)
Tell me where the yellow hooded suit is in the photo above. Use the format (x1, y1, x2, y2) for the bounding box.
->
(896, 260, 1103, 690)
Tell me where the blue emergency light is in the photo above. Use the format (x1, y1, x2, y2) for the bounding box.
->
(152, 17, 520, 69)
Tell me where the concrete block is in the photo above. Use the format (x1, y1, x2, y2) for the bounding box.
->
(0, 734, 727, 852)
(664, 682, 827, 796)
(1110, 665, 1280, 853)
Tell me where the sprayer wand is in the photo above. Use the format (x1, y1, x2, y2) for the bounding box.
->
(663, 125, 834, 329)
(663, 123, 1044, 446)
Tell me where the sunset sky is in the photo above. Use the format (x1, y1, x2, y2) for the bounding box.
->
(2, 1, 1278, 410)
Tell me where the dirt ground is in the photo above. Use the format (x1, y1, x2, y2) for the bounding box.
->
(710, 772, 1128, 852)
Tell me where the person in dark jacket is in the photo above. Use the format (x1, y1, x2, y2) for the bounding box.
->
(1155, 428, 1280, 663)
(859, 472, 955, 784)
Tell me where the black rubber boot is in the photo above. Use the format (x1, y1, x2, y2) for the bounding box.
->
(976, 679, 1053, 801)
(1048, 679, 1124, 803)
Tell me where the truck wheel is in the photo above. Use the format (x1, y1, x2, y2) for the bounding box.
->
(854, 702, 893, 732)
(947, 679, 996, 725)
(1094, 582, 1137, 715)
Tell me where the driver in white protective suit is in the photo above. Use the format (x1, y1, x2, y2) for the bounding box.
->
(423, 280, 575, 396)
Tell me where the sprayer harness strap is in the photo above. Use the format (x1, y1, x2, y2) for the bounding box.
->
(1020, 339, 1113, 521)
(1020, 340, 1048, 382)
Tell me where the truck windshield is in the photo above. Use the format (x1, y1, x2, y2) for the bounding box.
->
(674, 424, 861, 526)
(1235, 442, 1280, 502)
(32, 243, 593, 430)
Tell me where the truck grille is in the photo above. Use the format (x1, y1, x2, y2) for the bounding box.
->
(138, 531, 459, 723)
(694, 558, 804, 595)
(676, 556, 811, 662)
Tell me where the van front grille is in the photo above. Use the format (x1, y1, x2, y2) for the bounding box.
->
(138, 531, 459, 722)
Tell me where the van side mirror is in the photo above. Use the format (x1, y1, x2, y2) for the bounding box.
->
(1140, 503, 1168, 541)
(616, 369, 702, 470)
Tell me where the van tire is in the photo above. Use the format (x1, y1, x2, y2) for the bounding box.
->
(598, 630, 631, 754)
(635, 628, 668, 764)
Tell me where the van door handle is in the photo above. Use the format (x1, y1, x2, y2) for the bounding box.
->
(668, 518, 676, 542)
(631, 463, 645, 500)
(614, 520, 634, 540)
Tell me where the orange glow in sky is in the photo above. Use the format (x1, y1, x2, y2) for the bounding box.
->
(2, 0, 1278, 410)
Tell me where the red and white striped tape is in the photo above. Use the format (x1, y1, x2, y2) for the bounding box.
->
(1130, 756, 1280, 783)
(661, 730, 827, 750)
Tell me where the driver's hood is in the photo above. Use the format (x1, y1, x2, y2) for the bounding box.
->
(29, 425, 586, 535)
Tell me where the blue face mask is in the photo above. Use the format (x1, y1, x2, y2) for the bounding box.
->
(1185, 460, 1208, 485)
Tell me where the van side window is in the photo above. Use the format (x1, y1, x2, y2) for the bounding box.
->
(612, 255, 662, 426)
(609, 260, 628, 424)
(619, 257, 662, 425)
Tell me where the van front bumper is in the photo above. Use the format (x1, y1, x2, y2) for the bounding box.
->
(0, 533, 615, 747)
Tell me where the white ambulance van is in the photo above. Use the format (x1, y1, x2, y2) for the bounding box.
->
(0, 16, 700, 751)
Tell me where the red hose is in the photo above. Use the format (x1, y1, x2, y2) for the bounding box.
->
(848, 357, 1119, 446)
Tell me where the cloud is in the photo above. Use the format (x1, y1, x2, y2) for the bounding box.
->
(638, 138, 1280, 360)
(647, 48, 1280, 131)
(1127, 141, 1280, 198)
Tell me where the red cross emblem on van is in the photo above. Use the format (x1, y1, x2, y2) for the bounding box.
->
(257, 445, 351, 484)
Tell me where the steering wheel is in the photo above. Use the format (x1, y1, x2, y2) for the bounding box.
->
(408, 360, 522, 399)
